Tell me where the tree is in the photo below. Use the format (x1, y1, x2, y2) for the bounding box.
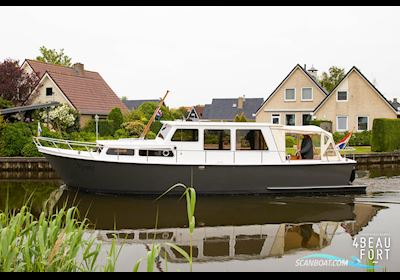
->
(36, 46, 72, 66)
(107, 107, 124, 132)
(0, 59, 40, 105)
(318, 66, 345, 92)
(171, 107, 189, 120)
(234, 113, 247, 122)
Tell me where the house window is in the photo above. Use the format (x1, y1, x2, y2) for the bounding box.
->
(236, 130, 268, 150)
(286, 114, 296, 126)
(357, 117, 369, 131)
(337, 91, 348, 101)
(204, 130, 231, 150)
(301, 88, 313, 101)
(272, 114, 280, 124)
(46, 87, 53, 96)
(302, 114, 312, 125)
(284, 89, 296, 101)
(337, 116, 348, 131)
(171, 129, 199, 142)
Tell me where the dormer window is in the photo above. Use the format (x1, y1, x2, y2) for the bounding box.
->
(46, 87, 53, 96)
(337, 91, 348, 101)
(232, 103, 237, 108)
(284, 88, 296, 101)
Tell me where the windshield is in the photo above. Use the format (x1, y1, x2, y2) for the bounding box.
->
(157, 124, 172, 140)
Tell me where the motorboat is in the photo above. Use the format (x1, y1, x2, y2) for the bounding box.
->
(33, 121, 365, 194)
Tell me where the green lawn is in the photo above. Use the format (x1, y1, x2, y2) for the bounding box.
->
(340, 146, 372, 154)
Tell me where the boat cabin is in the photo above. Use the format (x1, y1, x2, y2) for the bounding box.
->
(94, 121, 342, 165)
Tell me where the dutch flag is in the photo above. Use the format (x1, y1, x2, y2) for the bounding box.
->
(156, 109, 163, 120)
(335, 131, 353, 150)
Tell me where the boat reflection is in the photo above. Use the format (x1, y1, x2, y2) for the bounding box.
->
(54, 189, 385, 263)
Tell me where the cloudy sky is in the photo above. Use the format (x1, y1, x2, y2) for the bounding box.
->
(1, 6, 399, 107)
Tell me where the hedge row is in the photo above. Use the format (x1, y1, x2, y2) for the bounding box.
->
(371, 118, 400, 152)
(333, 131, 372, 146)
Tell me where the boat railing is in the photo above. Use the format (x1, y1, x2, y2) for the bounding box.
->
(33, 136, 101, 158)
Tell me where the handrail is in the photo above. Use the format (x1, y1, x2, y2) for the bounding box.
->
(33, 137, 100, 159)
(34, 137, 346, 164)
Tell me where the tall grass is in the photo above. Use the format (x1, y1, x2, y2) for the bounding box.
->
(0, 204, 117, 272)
(134, 183, 196, 272)
(0, 183, 197, 272)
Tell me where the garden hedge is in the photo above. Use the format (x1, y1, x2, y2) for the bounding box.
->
(371, 118, 400, 152)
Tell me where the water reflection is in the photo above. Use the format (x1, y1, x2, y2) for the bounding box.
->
(51, 189, 385, 264)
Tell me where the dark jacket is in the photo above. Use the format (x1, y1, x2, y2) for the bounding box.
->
(300, 136, 314, 159)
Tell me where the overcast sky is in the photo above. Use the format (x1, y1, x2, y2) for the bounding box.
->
(1, 6, 399, 108)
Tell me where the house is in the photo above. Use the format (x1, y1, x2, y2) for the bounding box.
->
(123, 99, 165, 111)
(313, 67, 398, 132)
(256, 64, 399, 132)
(203, 96, 264, 121)
(21, 59, 128, 127)
(256, 64, 328, 126)
(390, 98, 400, 113)
(186, 105, 205, 121)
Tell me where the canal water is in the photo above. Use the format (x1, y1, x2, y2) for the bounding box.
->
(0, 164, 399, 272)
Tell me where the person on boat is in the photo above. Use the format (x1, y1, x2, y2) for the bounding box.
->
(299, 135, 314, 159)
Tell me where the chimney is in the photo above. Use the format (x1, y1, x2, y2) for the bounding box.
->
(394, 98, 398, 103)
(238, 95, 245, 110)
(73, 62, 84, 75)
(307, 65, 318, 79)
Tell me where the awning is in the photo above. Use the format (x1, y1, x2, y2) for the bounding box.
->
(0, 102, 60, 116)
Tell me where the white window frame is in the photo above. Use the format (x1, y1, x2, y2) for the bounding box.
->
(336, 91, 348, 102)
(357, 116, 369, 132)
(302, 113, 312, 125)
(336, 116, 348, 132)
(286, 114, 296, 126)
(284, 88, 296, 102)
(271, 114, 281, 124)
(301, 87, 313, 101)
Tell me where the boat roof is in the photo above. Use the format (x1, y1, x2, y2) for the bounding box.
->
(160, 120, 327, 134)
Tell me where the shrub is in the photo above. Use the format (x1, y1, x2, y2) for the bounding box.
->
(310, 119, 333, 132)
(40, 104, 78, 133)
(0, 97, 13, 109)
(146, 131, 156, 139)
(21, 142, 42, 157)
(108, 108, 124, 132)
(121, 121, 145, 137)
(78, 131, 96, 142)
(371, 118, 400, 152)
(333, 131, 372, 146)
(114, 128, 128, 139)
(0, 122, 32, 156)
(0, 116, 6, 131)
(285, 136, 296, 148)
(83, 119, 115, 136)
(41, 126, 63, 139)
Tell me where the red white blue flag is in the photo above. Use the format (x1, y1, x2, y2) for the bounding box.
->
(335, 131, 353, 150)
(156, 109, 163, 120)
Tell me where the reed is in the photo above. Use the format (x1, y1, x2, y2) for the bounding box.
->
(0, 204, 117, 272)
(133, 183, 196, 272)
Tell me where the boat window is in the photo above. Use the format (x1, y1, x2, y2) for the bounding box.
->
(157, 124, 172, 140)
(204, 130, 231, 150)
(139, 150, 174, 157)
(106, 148, 135, 156)
(285, 134, 321, 160)
(171, 129, 199, 142)
(236, 130, 268, 150)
